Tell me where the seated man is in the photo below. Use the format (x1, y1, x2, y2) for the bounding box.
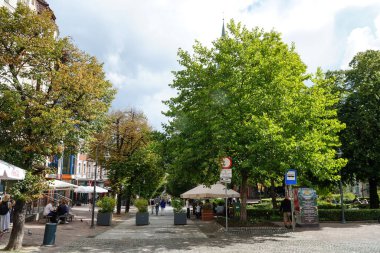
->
(56, 200, 69, 224)
(43, 200, 56, 222)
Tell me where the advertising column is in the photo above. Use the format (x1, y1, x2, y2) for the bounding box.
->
(293, 188, 319, 227)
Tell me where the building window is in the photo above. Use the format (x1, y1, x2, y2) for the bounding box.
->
(78, 163, 81, 174)
(83, 164, 86, 176)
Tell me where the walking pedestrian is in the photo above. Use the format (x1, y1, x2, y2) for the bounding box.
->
(279, 196, 292, 229)
(150, 199, 155, 214)
(160, 199, 166, 215)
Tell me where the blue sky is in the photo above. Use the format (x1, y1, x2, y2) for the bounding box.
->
(48, 0, 380, 130)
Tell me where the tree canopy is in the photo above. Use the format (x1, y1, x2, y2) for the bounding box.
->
(164, 20, 345, 221)
(337, 50, 380, 208)
(0, 4, 115, 250)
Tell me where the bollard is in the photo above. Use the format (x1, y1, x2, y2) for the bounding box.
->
(42, 223, 57, 246)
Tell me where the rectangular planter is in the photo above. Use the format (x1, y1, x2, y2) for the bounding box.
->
(136, 212, 149, 226)
(202, 209, 214, 221)
(174, 212, 187, 225)
(97, 212, 112, 226)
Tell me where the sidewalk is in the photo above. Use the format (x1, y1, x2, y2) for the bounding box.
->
(1, 206, 380, 252)
(0, 205, 130, 252)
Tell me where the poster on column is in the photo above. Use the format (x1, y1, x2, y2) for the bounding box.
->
(293, 188, 319, 227)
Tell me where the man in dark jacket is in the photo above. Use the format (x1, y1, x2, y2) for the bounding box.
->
(279, 196, 292, 228)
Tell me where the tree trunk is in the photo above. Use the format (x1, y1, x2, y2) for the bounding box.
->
(270, 178, 278, 209)
(116, 192, 122, 215)
(239, 170, 248, 222)
(125, 185, 131, 213)
(5, 200, 26, 251)
(368, 177, 379, 209)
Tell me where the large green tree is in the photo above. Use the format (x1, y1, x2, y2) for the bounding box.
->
(164, 20, 345, 221)
(338, 50, 380, 208)
(0, 5, 114, 250)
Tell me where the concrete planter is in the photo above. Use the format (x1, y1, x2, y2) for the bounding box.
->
(174, 212, 187, 225)
(136, 212, 149, 226)
(97, 212, 113, 226)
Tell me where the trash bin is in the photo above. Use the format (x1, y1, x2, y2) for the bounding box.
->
(42, 223, 57, 246)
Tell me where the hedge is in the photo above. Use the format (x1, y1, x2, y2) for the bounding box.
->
(247, 208, 380, 222)
(318, 209, 380, 221)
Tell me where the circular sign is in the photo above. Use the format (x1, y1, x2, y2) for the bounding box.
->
(221, 157, 232, 169)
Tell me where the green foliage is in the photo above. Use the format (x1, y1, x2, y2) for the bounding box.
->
(318, 202, 350, 209)
(171, 198, 185, 213)
(96, 196, 116, 213)
(212, 199, 225, 206)
(0, 4, 115, 169)
(134, 198, 148, 213)
(319, 209, 380, 221)
(336, 50, 380, 208)
(10, 171, 48, 202)
(246, 208, 282, 221)
(164, 19, 345, 221)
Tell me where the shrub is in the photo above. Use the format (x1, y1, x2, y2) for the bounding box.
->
(319, 209, 380, 221)
(171, 198, 185, 213)
(246, 208, 282, 221)
(134, 198, 148, 213)
(96, 196, 116, 213)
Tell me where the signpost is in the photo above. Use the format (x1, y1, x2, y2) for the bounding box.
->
(220, 157, 232, 232)
(285, 169, 297, 231)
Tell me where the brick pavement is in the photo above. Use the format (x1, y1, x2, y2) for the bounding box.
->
(1, 206, 380, 253)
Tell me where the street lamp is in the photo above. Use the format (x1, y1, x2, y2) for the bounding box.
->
(91, 148, 110, 229)
(337, 148, 346, 224)
(90, 145, 99, 229)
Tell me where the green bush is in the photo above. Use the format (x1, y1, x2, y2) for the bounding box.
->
(96, 196, 116, 213)
(213, 199, 225, 206)
(246, 208, 282, 221)
(251, 203, 272, 209)
(319, 209, 380, 221)
(134, 198, 148, 213)
(318, 203, 351, 209)
(171, 198, 185, 213)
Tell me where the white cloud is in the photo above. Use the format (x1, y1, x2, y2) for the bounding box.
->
(49, 0, 380, 130)
(341, 14, 380, 69)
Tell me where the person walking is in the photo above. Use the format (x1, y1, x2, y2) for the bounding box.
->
(279, 196, 292, 229)
(0, 194, 12, 233)
(160, 199, 166, 216)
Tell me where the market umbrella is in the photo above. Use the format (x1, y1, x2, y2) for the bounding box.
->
(180, 183, 240, 199)
(0, 160, 26, 180)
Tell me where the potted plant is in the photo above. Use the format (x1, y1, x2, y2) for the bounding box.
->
(96, 196, 116, 226)
(172, 198, 187, 225)
(135, 198, 149, 226)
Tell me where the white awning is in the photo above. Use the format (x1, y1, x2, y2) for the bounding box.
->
(180, 183, 240, 199)
(74, 185, 108, 193)
(0, 160, 26, 180)
(48, 180, 78, 190)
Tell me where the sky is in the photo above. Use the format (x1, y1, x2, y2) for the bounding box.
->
(48, 0, 380, 131)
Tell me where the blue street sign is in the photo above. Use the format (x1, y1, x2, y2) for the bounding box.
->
(285, 169, 297, 185)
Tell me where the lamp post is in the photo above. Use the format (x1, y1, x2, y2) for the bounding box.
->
(90, 148, 110, 229)
(90, 145, 99, 228)
(337, 148, 346, 224)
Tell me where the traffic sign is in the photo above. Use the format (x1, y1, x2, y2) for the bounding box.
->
(221, 157, 232, 169)
(220, 169, 232, 178)
(220, 178, 231, 183)
(285, 169, 297, 185)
